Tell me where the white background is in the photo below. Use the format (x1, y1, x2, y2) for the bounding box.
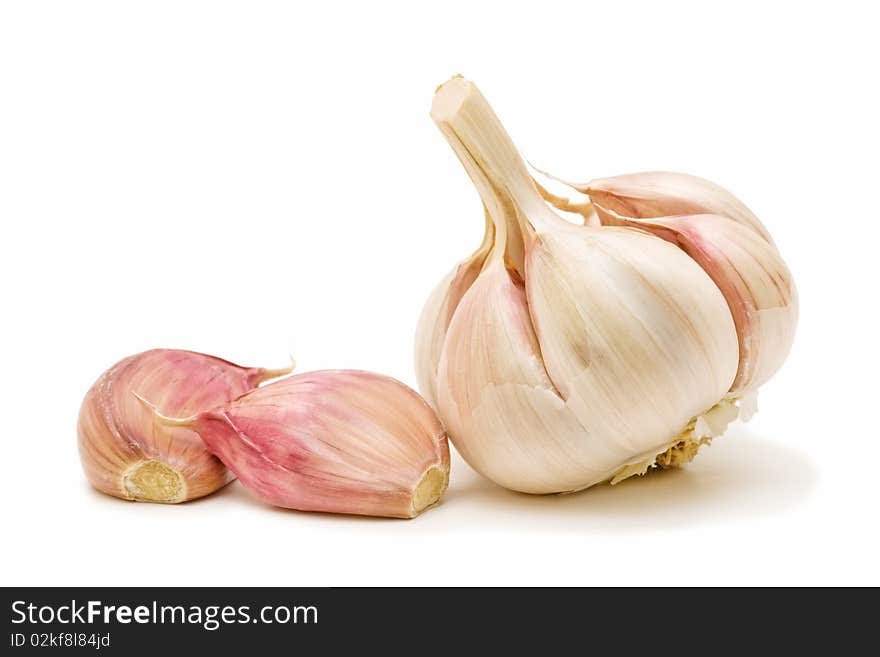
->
(1, 1, 877, 586)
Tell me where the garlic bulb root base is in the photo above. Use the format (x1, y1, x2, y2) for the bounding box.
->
(607, 393, 757, 486)
(123, 460, 185, 503)
(654, 435, 712, 470)
(411, 466, 449, 516)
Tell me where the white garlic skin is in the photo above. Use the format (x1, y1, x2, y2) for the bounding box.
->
(556, 172, 799, 395)
(415, 238, 490, 409)
(582, 171, 774, 244)
(620, 213, 798, 394)
(434, 225, 738, 493)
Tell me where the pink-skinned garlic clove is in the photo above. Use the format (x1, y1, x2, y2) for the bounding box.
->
(146, 370, 450, 519)
(78, 349, 292, 503)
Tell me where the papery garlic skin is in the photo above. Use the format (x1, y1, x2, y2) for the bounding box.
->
(544, 173, 799, 395)
(597, 212, 798, 394)
(414, 212, 493, 408)
(526, 225, 739, 485)
(152, 371, 450, 518)
(437, 259, 592, 493)
(577, 171, 774, 243)
(419, 77, 768, 494)
(78, 349, 291, 503)
(436, 224, 738, 493)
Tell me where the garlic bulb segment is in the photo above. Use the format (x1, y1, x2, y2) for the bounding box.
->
(436, 259, 598, 493)
(597, 211, 798, 394)
(146, 371, 450, 519)
(526, 226, 740, 482)
(539, 165, 798, 395)
(77, 349, 292, 503)
(559, 171, 774, 244)
(415, 211, 493, 408)
(424, 76, 743, 493)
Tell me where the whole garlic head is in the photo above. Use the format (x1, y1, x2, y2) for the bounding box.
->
(416, 78, 797, 493)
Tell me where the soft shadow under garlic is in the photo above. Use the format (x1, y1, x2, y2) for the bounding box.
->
(443, 426, 816, 530)
(213, 483, 415, 524)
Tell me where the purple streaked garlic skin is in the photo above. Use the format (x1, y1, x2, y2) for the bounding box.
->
(151, 370, 450, 519)
(78, 349, 292, 503)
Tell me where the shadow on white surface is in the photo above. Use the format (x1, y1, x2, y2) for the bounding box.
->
(441, 427, 817, 530)
(79, 426, 816, 532)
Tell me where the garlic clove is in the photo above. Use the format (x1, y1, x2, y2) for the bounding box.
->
(415, 211, 493, 409)
(605, 213, 798, 394)
(539, 169, 798, 395)
(525, 223, 740, 478)
(435, 260, 598, 493)
(562, 171, 774, 244)
(78, 349, 292, 503)
(149, 370, 450, 519)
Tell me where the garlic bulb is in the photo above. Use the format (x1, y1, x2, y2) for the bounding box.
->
(144, 370, 450, 518)
(78, 349, 292, 503)
(416, 77, 797, 493)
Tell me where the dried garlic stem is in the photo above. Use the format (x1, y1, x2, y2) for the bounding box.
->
(431, 77, 550, 277)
